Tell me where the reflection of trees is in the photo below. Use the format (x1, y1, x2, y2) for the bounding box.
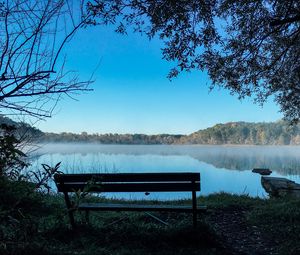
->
(189, 151, 300, 175)
(30, 145, 300, 176)
(179, 146, 300, 175)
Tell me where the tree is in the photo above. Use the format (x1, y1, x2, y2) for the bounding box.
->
(87, 0, 300, 122)
(0, 124, 28, 178)
(0, 0, 92, 118)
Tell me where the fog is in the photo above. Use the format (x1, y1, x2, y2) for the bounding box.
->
(26, 143, 300, 199)
(30, 143, 300, 174)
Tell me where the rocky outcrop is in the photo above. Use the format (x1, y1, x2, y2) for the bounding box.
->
(252, 168, 272, 175)
(261, 177, 300, 198)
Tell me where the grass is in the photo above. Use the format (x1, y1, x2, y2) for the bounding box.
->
(248, 197, 300, 254)
(1, 178, 300, 255)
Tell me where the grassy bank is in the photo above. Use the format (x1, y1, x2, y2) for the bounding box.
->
(1, 178, 300, 255)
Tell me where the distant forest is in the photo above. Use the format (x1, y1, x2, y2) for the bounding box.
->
(1, 115, 300, 145)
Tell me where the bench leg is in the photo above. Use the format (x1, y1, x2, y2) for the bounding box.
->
(145, 212, 169, 226)
(193, 211, 197, 228)
(63, 192, 75, 229)
(192, 190, 197, 228)
(68, 210, 75, 229)
(85, 210, 90, 224)
(104, 215, 128, 228)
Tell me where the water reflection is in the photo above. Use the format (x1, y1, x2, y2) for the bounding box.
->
(30, 144, 300, 175)
(27, 144, 300, 199)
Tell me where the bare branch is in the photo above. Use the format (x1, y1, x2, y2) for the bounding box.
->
(0, 0, 92, 118)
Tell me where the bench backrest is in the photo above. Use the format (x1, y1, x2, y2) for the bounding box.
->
(54, 172, 200, 193)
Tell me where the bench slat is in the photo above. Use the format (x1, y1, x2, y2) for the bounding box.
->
(78, 203, 207, 212)
(54, 172, 200, 183)
(56, 182, 200, 192)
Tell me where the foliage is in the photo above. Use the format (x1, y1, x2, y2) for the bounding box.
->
(27, 162, 63, 193)
(0, 122, 64, 253)
(0, 115, 43, 139)
(0, 177, 66, 255)
(41, 131, 183, 144)
(39, 120, 300, 145)
(0, 163, 64, 254)
(0, 124, 28, 178)
(87, 0, 300, 122)
(182, 120, 300, 145)
(0, 185, 225, 255)
(0, 115, 63, 190)
(2, 115, 300, 145)
(1, 188, 300, 255)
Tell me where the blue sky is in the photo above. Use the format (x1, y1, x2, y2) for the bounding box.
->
(36, 25, 282, 135)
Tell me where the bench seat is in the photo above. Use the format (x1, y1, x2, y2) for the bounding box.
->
(78, 203, 207, 212)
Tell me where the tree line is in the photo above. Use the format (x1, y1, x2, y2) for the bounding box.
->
(2, 116, 299, 145)
(38, 121, 300, 145)
(182, 121, 300, 145)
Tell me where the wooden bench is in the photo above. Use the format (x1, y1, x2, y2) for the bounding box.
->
(54, 172, 206, 228)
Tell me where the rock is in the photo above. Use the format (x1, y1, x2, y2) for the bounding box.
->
(261, 177, 300, 198)
(252, 168, 272, 175)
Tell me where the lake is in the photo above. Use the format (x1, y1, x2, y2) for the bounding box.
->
(28, 144, 300, 200)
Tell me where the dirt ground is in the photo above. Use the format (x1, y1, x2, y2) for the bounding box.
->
(206, 207, 278, 255)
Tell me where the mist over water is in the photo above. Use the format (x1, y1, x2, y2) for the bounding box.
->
(28, 143, 300, 200)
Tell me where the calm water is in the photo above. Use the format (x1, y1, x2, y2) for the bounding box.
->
(28, 144, 300, 200)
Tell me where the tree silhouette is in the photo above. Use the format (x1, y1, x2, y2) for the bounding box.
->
(0, 0, 92, 118)
(88, 0, 300, 122)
